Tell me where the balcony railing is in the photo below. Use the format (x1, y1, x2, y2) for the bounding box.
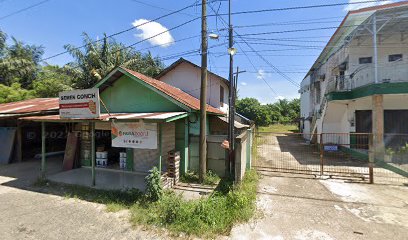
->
(325, 62, 408, 93)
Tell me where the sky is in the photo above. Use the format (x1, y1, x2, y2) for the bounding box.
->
(0, 0, 399, 104)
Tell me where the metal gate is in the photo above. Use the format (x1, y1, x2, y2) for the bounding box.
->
(253, 132, 370, 181)
(253, 132, 408, 184)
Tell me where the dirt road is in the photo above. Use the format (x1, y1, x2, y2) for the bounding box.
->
(0, 160, 170, 240)
(229, 170, 408, 240)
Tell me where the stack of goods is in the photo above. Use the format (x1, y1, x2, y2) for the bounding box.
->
(167, 151, 180, 183)
(119, 152, 127, 169)
(96, 151, 108, 167)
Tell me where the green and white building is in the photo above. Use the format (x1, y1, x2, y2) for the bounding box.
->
(300, 2, 408, 146)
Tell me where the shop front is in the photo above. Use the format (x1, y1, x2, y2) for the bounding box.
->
(19, 66, 223, 189)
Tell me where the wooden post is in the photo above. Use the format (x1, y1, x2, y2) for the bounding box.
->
(91, 122, 96, 186)
(199, 0, 208, 183)
(320, 133, 324, 176)
(368, 133, 374, 184)
(41, 122, 46, 178)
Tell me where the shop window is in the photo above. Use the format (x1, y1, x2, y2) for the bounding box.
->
(389, 54, 402, 62)
(359, 57, 372, 64)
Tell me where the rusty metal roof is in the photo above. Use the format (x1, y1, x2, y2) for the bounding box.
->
(0, 98, 59, 114)
(19, 112, 188, 122)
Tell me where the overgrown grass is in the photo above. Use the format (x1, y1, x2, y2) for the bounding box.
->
(39, 171, 258, 238)
(130, 170, 258, 237)
(258, 124, 298, 133)
(180, 170, 221, 186)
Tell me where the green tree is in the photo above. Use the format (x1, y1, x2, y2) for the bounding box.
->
(33, 65, 72, 97)
(64, 33, 164, 89)
(0, 30, 44, 88)
(0, 83, 34, 103)
(236, 98, 272, 126)
(236, 97, 300, 126)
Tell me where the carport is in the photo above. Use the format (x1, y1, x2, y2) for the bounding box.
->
(20, 112, 188, 190)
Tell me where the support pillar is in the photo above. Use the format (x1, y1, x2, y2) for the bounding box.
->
(91, 122, 96, 186)
(159, 123, 163, 173)
(372, 13, 378, 84)
(41, 122, 46, 178)
(15, 120, 23, 162)
(372, 94, 384, 163)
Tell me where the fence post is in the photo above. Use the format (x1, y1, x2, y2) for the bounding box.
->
(320, 133, 324, 176)
(368, 133, 374, 184)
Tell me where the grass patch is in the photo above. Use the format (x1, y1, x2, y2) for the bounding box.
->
(258, 124, 298, 133)
(38, 171, 258, 238)
(130, 170, 258, 238)
(180, 170, 221, 186)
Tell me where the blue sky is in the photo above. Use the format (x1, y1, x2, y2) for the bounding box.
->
(0, 0, 398, 103)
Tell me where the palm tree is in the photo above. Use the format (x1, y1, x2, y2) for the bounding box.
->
(64, 33, 164, 89)
(0, 30, 44, 88)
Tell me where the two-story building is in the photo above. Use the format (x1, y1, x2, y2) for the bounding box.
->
(300, 2, 408, 151)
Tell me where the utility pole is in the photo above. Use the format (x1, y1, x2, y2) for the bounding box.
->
(226, 0, 234, 177)
(199, 0, 208, 183)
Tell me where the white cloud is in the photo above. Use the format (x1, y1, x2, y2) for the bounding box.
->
(241, 82, 247, 86)
(256, 69, 267, 79)
(132, 19, 175, 47)
(345, 0, 394, 11)
(275, 96, 285, 100)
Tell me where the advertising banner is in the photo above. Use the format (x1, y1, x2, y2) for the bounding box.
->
(111, 121, 157, 149)
(59, 89, 100, 119)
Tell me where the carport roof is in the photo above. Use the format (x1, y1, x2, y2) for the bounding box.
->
(19, 112, 188, 123)
(0, 98, 59, 114)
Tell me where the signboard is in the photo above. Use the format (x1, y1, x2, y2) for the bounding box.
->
(111, 122, 157, 149)
(324, 145, 339, 152)
(59, 89, 100, 119)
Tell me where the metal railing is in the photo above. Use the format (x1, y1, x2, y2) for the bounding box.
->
(253, 132, 408, 185)
(325, 63, 408, 93)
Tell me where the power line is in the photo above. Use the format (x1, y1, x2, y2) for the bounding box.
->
(209, 0, 394, 17)
(207, 3, 279, 97)
(40, 2, 201, 61)
(0, 0, 50, 21)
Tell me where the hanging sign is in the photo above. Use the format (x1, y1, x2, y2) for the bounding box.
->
(111, 121, 157, 149)
(59, 89, 100, 119)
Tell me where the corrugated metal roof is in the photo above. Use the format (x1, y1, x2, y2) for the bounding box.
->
(19, 112, 187, 122)
(218, 116, 249, 129)
(0, 98, 59, 114)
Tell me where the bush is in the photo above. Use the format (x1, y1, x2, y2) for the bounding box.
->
(180, 170, 220, 185)
(145, 167, 163, 202)
(130, 170, 259, 237)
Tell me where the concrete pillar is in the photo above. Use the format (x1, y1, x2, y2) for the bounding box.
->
(158, 123, 163, 173)
(372, 95, 384, 159)
(15, 120, 23, 162)
(41, 122, 46, 178)
(91, 122, 96, 186)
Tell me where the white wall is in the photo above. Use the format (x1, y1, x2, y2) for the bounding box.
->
(320, 95, 408, 136)
(158, 62, 229, 113)
(300, 76, 312, 119)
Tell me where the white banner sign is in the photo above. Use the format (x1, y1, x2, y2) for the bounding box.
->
(111, 122, 157, 149)
(59, 89, 100, 119)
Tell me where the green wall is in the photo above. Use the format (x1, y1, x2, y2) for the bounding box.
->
(100, 75, 184, 113)
(175, 118, 189, 174)
(327, 82, 408, 101)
